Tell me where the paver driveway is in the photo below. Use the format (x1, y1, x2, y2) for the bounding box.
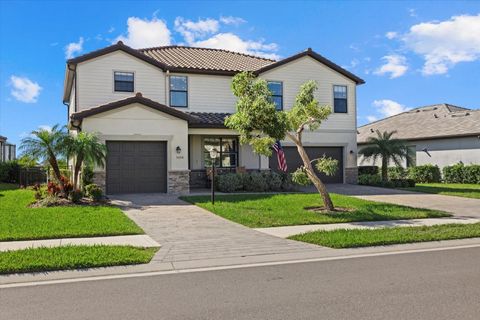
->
(328, 184, 480, 218)
(110, 194, 327, 268)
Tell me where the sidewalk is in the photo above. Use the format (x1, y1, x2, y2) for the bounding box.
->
(0, 235, 160, 252)
(255, 217, 480, 238)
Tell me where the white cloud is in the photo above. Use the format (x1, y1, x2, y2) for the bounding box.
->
(366, 115, 378, 122)
(193, 33, 279, 59)
(9, 76, 42, 103)
(65, 37, 84, 59)
(385, 31, 398, 39)
(220, 16, 246, 26)
(174, 17, 219, 44)
(115, 17, 171, 48)
(374, 54, 408, 78)
(108, 26, 115, 33)
(402, 14, 480, 75)
(373, 99, 410, 117)
(38, 125, 52, 132)
(408, 8, 418, 18)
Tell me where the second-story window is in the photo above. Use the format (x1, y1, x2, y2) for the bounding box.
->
(267, 81, 283, 110)
(333, 85, 347, 113)
(170, 76, 188, 108)
(114, 71, 134, 92)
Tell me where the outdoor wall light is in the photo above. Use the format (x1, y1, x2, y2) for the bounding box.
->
(349, 150, 354, 154)
(176, 146, 181, 154)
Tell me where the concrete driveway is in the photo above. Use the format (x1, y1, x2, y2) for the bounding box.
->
(110, 194, 328, 269)
(328, 184, 480, 218)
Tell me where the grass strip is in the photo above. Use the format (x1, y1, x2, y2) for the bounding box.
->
(289, 223, 480, 248)
(402, 183, 480, 199)
(0, 245, 157, 274)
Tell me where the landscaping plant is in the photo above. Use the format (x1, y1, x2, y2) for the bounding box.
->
(85, 183, 103, 201)
(225, 72, 338, 210)
(407, 164, 441, 183)
(358, 130, 412, 182)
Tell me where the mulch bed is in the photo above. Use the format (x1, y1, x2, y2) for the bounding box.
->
(304, 206, 354, 214)
(29, 197, 111, 208)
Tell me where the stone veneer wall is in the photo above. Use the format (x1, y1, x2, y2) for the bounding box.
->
(345, 167, 358, 184)
(92, 170, 106, 191)
(168, 170, 190, 194)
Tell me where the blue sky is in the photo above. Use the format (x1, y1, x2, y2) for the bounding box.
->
(1, 1, 479, 147)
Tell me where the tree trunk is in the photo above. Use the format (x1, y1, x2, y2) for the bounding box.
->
(381, 156, 388, 182)
(293, 138, 335, 211)
(73, 155, 83, 189)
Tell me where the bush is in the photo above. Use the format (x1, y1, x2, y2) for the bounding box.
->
(244, 172, 268, 192)
(443, 163, 480, 184)
(31, 183, 47, 200)
(263, 171, 283, 191)
(47, 181, 61, 196)
(217, 173, 244, 193)
(358, 166, 379, 175)
(0, 160, 20, 183)
(407, 164, 441, 183)
(85, 184, 103, 201)
(358, 174, 382, 186)
(388, 167, 406, 180)
(81, 165, 94, 189)
(69, 189, 83, 203)
(279, 172, 294, 191)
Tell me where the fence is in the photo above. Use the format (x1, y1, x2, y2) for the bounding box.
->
(18, 167, 47, 186)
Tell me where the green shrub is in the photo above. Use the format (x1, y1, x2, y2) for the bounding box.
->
(279, 172, 294, 191)
(85, 184, 103, 201)
(358, 166, 379, 175)
(244, 172, 268, 192)
(388, 166, 407, 180)
(69, 189, 84, 203)
(463, 165, 480, 184)
(0, 160, 20, 183)
(217, 173, 244, 193)
(358, 174, 382, 186)
(443, 163, 480, 184)
(264, 171, 283, 191)
(407, 164, 441, 183)
(81, 165, 94, 189)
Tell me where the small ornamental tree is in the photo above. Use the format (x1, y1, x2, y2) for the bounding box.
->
(225, 72, 338, 211)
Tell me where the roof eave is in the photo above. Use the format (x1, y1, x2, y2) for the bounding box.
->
(358, 132, 480, 144)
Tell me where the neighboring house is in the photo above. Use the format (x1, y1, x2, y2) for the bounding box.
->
(63, 41, 364, 194)
(0, 135, 16, 162)
(357, 104, 480, 169)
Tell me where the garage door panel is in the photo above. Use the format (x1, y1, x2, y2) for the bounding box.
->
(106, 141, 167, 194)
(270, 146, 343, 183)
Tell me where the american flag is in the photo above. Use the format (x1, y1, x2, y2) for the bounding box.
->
(272, 141, 288, 172)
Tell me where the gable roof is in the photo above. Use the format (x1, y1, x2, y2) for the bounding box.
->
(64, 42, 364, 102)
(358, 104, 480, 143)
(254, 48, 365, 84)
(70, 93, 195, 122)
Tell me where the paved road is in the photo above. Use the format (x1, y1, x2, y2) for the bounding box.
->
(2, 247, 480, 320)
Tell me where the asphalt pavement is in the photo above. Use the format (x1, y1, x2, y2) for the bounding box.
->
(1, 247, 479, 320)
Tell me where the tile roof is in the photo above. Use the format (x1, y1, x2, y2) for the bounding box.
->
(188, 112, 230, 128)
(358, 104, 480, 143)
(139, 46, 275, 73)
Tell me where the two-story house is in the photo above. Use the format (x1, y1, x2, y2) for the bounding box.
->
(63, 41, 364, 194)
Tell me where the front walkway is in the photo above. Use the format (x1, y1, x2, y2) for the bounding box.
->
(111, 194, 329, 269)
(327, 184, 480, 218)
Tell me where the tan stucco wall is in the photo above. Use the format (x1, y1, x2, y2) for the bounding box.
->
(81, 103, 188, 171)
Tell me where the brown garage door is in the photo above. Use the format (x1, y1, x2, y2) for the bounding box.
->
(106, 141, 167, 194)
(270, 146, 344, 183)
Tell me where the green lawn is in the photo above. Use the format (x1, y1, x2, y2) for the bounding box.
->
(181, 193, 450, 228)
(403, 183, 480, 199)
(0, 245, 157, 274)
(289, 223, 480, 248)
(0, 183, 143, 241)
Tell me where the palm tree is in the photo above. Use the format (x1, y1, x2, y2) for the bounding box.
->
(65, 132, 106, 189)
(358, 130, 412, 181)
(20, 124, 68, 184)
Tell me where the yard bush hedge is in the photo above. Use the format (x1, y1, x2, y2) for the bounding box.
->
(0, 160, 20, 183)
(358, 173, 382, 186)
(215, 171, 292, 193)
(443, 163, 480, 184)
(358, 173, 415, 188)
(358, 166, 379, 175)
(388, 166, 407, 180)
(407, 164, 441, 183)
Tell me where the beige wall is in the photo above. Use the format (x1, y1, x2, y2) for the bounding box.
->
(358, 136, 480, 169)
(76, 51, 166, 110)
(81, 103, 188, 171)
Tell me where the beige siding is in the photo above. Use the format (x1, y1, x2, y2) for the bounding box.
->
(76, 51, 166, 110)
(68, 79, 76, 115)
(82, 103, 188, 171)
(260, 56, 357, 131)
